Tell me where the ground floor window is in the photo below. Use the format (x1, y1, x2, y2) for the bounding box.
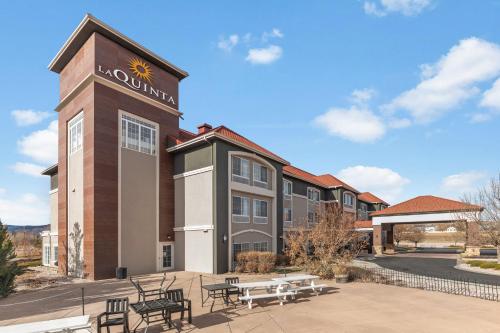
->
(53, 246, 58, 266)
(160, 243, 174, 270)
(253, 241, 268, 252)
(233, 242, 251, 262)
(43, 245, 50, 266)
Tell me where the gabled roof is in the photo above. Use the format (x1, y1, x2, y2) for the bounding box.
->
(316, 174, 359, 193)
(370, 195, 482, 217)
(358, 192, 389, 206)
(49, 14, 188, 79)
(167, 125, 289, 165)
(283, 165, 328, 188)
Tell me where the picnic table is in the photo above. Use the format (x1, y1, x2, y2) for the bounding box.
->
(231, 280, 294, 309)
(272, 274, 326, 295)
(0, 315, 91, 333)
(130, 299, 180, 333)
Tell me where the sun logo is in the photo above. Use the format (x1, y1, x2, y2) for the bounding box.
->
(128, 57, 153, 83)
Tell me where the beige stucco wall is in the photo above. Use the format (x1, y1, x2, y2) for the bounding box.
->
(232, 231, 272, 247)
(67, 147, 84, 276)
(120, 148, 157, 275)
(174, 168, 214, 273)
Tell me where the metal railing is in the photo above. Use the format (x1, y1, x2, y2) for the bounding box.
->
(352, 266, 500, 302)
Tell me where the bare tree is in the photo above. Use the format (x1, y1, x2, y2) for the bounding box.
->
(406, 225, 425, 248)
(460, 174, 500, 263)
(394, 224, 411, 247)
(285, 204, 367, 279)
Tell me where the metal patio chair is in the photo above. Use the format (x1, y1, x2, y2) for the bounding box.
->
(96, 297, 130, 333)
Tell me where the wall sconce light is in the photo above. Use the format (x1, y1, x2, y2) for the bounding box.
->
(223, 234, 227, 243)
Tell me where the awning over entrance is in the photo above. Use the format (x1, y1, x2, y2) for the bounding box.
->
(371, 195, 482, 225)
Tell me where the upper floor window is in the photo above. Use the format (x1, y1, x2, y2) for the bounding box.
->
(232, 156, 250, 182)
(253, 163, 268, 184)
(283, 179, 292, 198)
(69, 113, 83, 155)
(232, 195, 250, 218)
(121, 114, 157, 155)
(284, 207, 292, 224)
(360, 202, 367, 212)
(307, 188, 320, 202)
(343, 192, 355, 208)
(253, 199, 269, 224)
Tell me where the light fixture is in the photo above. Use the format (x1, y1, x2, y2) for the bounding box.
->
(223, 234, 227, 243)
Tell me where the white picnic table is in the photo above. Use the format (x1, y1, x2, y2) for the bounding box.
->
(272, 274, 326, 295)
(231, 280, 294, 309)
(0, 315, 91, 333)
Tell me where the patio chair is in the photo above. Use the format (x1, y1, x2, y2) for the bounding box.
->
(96, 297, 130, 333)
(225, 277, 243, 301)
(130, 272, 176, 303)
(164, 288, 192, 325)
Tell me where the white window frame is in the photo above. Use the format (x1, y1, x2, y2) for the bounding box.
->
(343, 192, 355, 208)
(233, 242, 251, 261)
(52, 245, 58, 265)
(121, 114, 157, 156)
(253, 199, 269, 224)
(283, 179, 293, 199)
(159, 242, 174, 270)
(253, 162, 268, 185)
(68, 112, 84, 155)
(253, 241, 268, 252)
(43, 245, 51, 266)
(307, 188, 320, 202)
(231, 156, 250, 180)
(284, 207, 292, 225)
(232, 195, 250, 223)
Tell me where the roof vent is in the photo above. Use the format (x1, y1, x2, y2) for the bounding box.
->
(197, 123, 213, 134)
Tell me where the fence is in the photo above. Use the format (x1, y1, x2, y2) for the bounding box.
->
(352, 266, 500, 302)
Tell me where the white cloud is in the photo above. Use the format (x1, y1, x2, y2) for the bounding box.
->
(246, 45, 283, 65)
(441, 171, 487, 197)
(338, 165, 410, 203)
(11, 109, 51, 127)
(314, 106, 386, 143)
(11, 162, 45, 177)
(388, 117, 412, 128)
(364, 0, 432, 17)
(350, 88, 377, 105)
(262, 28, 284, 41)
(384, 38, 500, 123)
(18, 120, 58, 164)
(0, 192, 49, 226)
(472, 77, 500, 122)
(217, 34, 239, 52)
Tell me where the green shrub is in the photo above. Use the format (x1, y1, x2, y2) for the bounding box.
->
(466, 260, 500, 270)
(0, 220, 25, 297)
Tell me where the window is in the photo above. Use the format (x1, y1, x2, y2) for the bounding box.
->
(253, 163, 268, 184)
(232, 195, 250, 223)
(161, 244, 173, 269)
(253, 242, 268, 252)
(233, 243, 251, 262)
(121, 114, 157, 155)
(284, 207, 292, 224)
(307, 188, 320, 202)
(253, 199, 268, 224)
(360, 202, 367, 211)
(53, 246, 58, 265)
(307, 211, 315, 225)
(343, 192, 355, 208)
(232, 156, 250, 181)
(43, 245, 51, 266)
(283, 179, 292, 198)
(69, 113, 83, 155)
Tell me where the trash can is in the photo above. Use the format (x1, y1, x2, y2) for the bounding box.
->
(116, 267, 127, 279)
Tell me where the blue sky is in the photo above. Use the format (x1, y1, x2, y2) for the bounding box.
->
(0, 1, 499, 225)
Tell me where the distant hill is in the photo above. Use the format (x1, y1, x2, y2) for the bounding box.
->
(5, 225, 49, 235)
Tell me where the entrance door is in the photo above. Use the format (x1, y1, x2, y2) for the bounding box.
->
(158, 242, 174, 271)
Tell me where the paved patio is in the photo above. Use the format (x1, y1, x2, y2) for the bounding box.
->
(1, 271, 500, 332)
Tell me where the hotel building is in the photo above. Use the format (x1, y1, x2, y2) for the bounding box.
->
(41, 14, 388, 279)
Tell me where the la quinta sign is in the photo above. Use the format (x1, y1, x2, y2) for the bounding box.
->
(97, 57, 176, 107)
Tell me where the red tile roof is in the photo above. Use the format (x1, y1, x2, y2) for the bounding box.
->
(358, 192, 389, 206)
(370, 195, 482, 217)
(354, 220, 373, 229)
(170, 125, 289, 164)
(316, 174, 359, 193)
(283, 165, 328, 187)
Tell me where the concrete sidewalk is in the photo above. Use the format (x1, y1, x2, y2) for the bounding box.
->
(1, 271, 499, 332)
